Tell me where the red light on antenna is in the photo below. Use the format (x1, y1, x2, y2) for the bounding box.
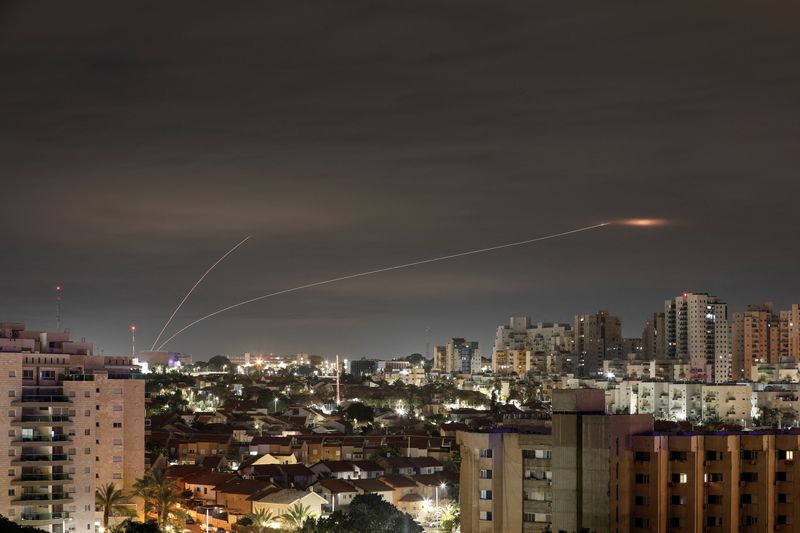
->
(56, 285, 62, 291)
(130, 325, 136, 332)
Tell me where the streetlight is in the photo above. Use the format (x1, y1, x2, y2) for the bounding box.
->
(274, 397, 278, 414)
(436, 482, 446, 509)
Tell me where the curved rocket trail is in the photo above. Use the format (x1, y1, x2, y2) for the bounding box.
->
(150, 235, 253, 351)
(157, 222, 610, 350)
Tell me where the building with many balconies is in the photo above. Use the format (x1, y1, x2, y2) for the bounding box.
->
(0, 322, 144, 533)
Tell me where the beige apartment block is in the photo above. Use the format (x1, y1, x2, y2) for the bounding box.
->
(631, 431, 800, 532)
(458, 429, 553, 533)
(0, 323, 144, 533)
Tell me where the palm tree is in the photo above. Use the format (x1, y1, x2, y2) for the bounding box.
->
(243, 508, 276, 532)
(280, 503, 313, 531)
(132, 467, 184, 529)
(95, 482, 132, 530)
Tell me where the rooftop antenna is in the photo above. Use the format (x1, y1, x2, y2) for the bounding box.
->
(55, 284, 62, 331)
(130, 324, 136, 356)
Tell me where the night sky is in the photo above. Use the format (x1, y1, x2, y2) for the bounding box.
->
(2, 1, 800, 360)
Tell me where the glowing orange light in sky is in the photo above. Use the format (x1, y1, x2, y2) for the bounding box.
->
(617, 218, 670, 227)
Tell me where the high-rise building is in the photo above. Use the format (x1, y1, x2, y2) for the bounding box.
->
(631, 429, 800, 532)
(641, 312, 666, 359)
(731, 303, 779, 381)
(665, 293, 730, 383)
(492, 318, 573, 374)
(450, 338, 480, 374)
(778, 304, 800, 361)
(551, 389, 653, 533)
(622, 338, 644, 359)
(458, 389, 654, 533)
(573, 310, 622, 378)
(458, 429, 553, 533)
(0, 322, 144, 533)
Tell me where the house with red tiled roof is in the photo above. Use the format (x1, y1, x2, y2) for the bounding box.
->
(310, 460, 359, 480)
(183, 471, 238, 504)
(310, 479, 359, 509)
(408, 456, 444, 475)
(349, 478, 394, 502)
(175, 433, 232, 464)
(214, 478, 275, 515)
(378, 474, 419, 506)
(350, 460, 385, 479)
(248, 435, 294, 456)
(378, 457, 416, 476)
(252, 488, 327, 519)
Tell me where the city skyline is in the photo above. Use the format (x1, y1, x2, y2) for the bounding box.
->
(3, 1, 800, 358)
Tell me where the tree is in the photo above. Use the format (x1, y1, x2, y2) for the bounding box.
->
(96, 482, 134, 530)
(112, 520, 160, 533)
(404, 353, 426, 366)
(439, 503, 460, 533)
(207, 355, 233, 371)
(344, 402, 374, 423)
(241, 508, 276, 532)
(132, 468, 185, 529)
(308, 494, 422, 533)
(281, 502, 314, 531)
(0, 515, 47, 532)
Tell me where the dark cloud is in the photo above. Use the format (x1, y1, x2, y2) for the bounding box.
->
(1, 0, 799, 358)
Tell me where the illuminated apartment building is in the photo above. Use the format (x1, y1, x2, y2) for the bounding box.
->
(665, 293, 730, 383)
(0, 322, 144, 533)
(631, 430, 800, 532)
(732, 303, 779, 381)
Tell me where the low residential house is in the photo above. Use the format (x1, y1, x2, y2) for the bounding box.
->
(310, 460, 359, 480)
(248, 435, 294, 456)
(396, 492, 426, 518)
(283, 406, 327, 427)
(200, 455, 228, 470)
(184, 471, 238, 505)
(176, 434, 233, 464)
(252, 488, 327, 518)
(409, 456, 444, 475)
(351, 460, 385, 479)
(252, 452, 299, 465)
(244, 463, 317, 489)
(378, 457, 416, 476)
(378, 474, 419, 506)
(310, 479, 359, 510)
(214, 478, 275, 515)
(411, 473, 452, 503)
(313, 419, 347, 434)
(349, 478, 394, 502)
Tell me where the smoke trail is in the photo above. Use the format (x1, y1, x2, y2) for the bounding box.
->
(150, 235, 253, 351)
(157, 223, 609, 350)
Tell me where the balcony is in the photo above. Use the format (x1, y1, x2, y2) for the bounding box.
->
(13, 395, 71, 405)
(11, 473, 72, 486)
(12, 435, 71, 446)
(12, 454, 70, 465)
(12, 416, 72, 427)
(19, 512, 70, 525)
(12, 492, 73, 504)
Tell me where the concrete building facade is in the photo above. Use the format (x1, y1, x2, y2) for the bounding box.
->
(0, 323, 144, 533)
(573, 310, 622, 378)
(665, 293, 731, 383)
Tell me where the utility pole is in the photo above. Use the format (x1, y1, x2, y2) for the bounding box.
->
(55, 284, 62, 331)
(335, 354, 341, 404)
